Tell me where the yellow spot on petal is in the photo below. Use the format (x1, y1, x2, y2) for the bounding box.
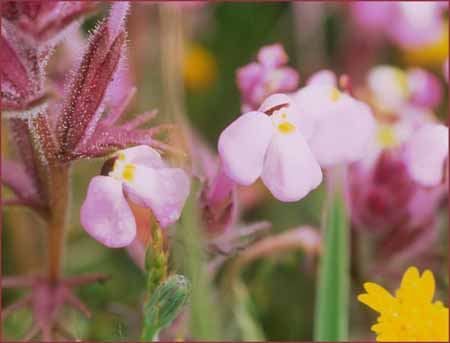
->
(358, 266, 449, 342)
(281, 113, 287, 119)
(377, 125, 399, 149)
(122, 164, 136, 181)
(330, 87, 341, 102)
(393, 70, 409, 96)
(278, 121, 296, 134)
(118, 152, 126, 161)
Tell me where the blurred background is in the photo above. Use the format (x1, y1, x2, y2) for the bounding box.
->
(2, 2, 448, 341)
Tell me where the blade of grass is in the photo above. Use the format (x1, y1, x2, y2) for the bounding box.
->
(313, 172, 349, 341)
(173, 181, 223, 340)
(233, 279, 265, 341)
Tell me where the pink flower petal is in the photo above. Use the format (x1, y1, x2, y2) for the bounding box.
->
(218, 111, 273, 185)
(306, 70, 337, 87)
(309, 97, 376, 167)
(257, 43, 288, 68)
(236, 62, 263, 95)
(123, 166, 191, 228)
(119, 145, 165, 168)
(268, 67, 300, 92)
(351, 2, 395, 32)
(293, 84, 363, 145)
(81, 176, 136, 248)
(259, 93, 315, 140)
(405, 124, 448, 186)
(292, 83, 340, 121)
(367, 65, 408, 112)
(258, 93, 292, 113)
(407, 68, 442, 109)
(261, 131, 322, 202)
(388, 2, 444, 48)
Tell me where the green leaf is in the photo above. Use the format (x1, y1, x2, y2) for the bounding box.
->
(233, 279, 266, 341)
(141, 274, 190, 341)
(313, 184, 349, 341)
(172, 180, 223, 340)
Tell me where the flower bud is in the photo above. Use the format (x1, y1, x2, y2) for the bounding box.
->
(141, 274, 191, 340)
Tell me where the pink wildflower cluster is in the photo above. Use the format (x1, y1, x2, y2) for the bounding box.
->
(226, 64, 376, 202)
(349, 64, 448, 261)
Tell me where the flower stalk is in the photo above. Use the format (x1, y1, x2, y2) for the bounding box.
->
(47, 164, 70, 284)
(145, 222, 169, 298)
(314, 166, 350, 341)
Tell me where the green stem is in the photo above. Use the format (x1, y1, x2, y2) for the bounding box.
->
(174, 182, 223, 340)
(313, 167, 350, 341)
(145, 223, 168, 298)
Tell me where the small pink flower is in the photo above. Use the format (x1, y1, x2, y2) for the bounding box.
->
(291, 73, 376, 167)
(236, 44, 299, 111)
(389, 2, 444, 48)
(218, 94, 322, 202)
(368, 65, 442, 112)
(351, 2, 446, 48)
(405, 123, 448, 187)
(81, 145, 190, 248)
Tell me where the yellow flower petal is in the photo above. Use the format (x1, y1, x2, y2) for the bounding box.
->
(397, 266, 420, 301)
(358, 282, 395, 313)
(419, 270, 435, 303)
(358, 267, 449, 342)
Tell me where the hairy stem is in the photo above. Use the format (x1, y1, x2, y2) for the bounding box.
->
(47, 164, 70, 284)
(159, 3, 191, 166)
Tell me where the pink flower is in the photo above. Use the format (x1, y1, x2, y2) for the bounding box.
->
(219, 94, 322, 202)
(405, 123, 448, 187)
(347, 75, 448, 260)
(81, 146, 190, 248)
(236, 44, 299, 112)
(388, 2, 445, 48)
(291, 72, 377, 167)
(367, 66, 443, 113)
(220, 71, 376, 202)
(350, 2, 446, 48)
(349, 150, 446, 260)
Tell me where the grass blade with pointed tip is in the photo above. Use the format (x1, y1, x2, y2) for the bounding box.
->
(313, 183, 349, 341)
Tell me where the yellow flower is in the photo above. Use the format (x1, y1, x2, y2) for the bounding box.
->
(183, 43, 217, 91)
(358, 266, 449, 342)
